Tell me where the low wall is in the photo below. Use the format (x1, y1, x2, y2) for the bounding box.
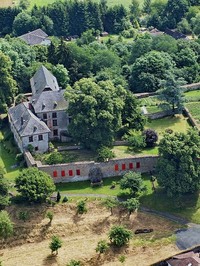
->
(182, 82, 200, 91)
(146, 109, 178, 120)
(24, 152, 158, 183)
(183, 107, 200, 129)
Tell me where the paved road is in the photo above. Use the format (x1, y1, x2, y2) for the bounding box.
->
(61, 193, 200, 250)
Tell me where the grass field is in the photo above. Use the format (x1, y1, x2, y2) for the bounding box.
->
(185, 102, 200, 125)
(0, 126, 20, 182)
(146, 115, 191, 135)
(184, 89, 200, 102)
(0, 0, 144, 9)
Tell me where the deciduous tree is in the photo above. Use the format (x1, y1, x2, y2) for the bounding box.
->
(15, 168, 55, 203)
(157, 129, 200, 197)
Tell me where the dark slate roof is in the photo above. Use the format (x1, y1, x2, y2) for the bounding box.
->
(164, 28, 189, 40)
(31, 90, 68, 113)
(8, 102, 50, 137)
(18, 28, 49, 45)
(30, 66, 59, 95)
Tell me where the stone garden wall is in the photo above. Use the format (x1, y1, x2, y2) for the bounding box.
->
(24, 152, 158, 183)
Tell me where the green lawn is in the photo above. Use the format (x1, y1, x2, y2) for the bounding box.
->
(0, 126, 20, 182)
(112, 145, 158, 158)
(146, 115, 191, 136)
(28, 0, 140, 9)
(141, 187, 200, 224)
(184, 90, 200, 102)
(57, 176, 126, 196)
(185, 102, 200, 125)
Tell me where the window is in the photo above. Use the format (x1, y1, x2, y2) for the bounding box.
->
(69, 170, 73, 176)
(122, 163, 126, 170)
(129, 163, 133, 169)
(38, 135, 43, 141)
(53, 171, 57, 177)
(29, 136, 33, 142)
(61, 170, 65, 177)
(52, 112, 57, 118)
(53, 129, 58, 136)
(43, 113, 47, 120)
(76, 169, 80, 175)
(115, 164, 119, 171)
(136, 162, 140, 169)
(53, 120, 57, 126)
(35, 146, 38, 151)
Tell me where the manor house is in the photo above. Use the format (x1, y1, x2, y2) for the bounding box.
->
(8, 66, 69, 153)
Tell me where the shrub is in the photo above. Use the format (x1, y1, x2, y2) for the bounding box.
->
(49, 235, 62, 255)
(96, 146, 115, 162)
(0, 210, 13, 239)
(67, 259, 82, 266)
(143, 128, 158, 147)
(15, 153, 24, 163)
(95, 240, 109, 254)
(18, 211, 29, 222)
(62, 196, 68, 203)
(45, 151, 63, 165)
(46, 211, 54, 223)
(124, 130, 145, 150)
(56, 191, 61, 202)
(119, 255, 126, 263)
(109, 225, 132, 247)
(27, 144, 34, 153)
(77, 200, 87, 214)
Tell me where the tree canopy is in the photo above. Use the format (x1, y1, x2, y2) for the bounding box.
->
(157, 129, 200, 197)
(66, 78, 125, 150)
(15, 168, 55, 203)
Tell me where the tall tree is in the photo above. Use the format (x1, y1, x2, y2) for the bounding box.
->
(157, 74, 185, 114)
(65, 78, 125, 150)
(0, 52, 17, 111)
(129, 51, 175, 92)
(157, 129, 200, 197)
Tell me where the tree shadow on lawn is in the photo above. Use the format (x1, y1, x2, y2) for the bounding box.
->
(140, 188, 200, 223)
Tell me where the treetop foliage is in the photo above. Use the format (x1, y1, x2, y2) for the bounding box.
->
(157, 129, 200, 197)
(15, 168, 55, 203)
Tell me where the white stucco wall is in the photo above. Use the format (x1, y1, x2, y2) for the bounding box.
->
(22, 133, 49, 153)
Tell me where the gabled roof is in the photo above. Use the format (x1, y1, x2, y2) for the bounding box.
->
(18, 28, 49, 45)
(8, 102, 50, 137)
(31, 90, 68, 113)
(165, 28, 189, 40)
(30, 66, 59, 95)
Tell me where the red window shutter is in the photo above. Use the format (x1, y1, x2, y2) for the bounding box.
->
(129, 163, 133, 169)
(115, 164, 119, 171)
(53, 171, 57, 177)
(122, 163, 126, 170)
(136, 162, 140, 169)
(61, 170, 65, 177)
(69, 170, 73, 176)
(76, 169, 80, 175)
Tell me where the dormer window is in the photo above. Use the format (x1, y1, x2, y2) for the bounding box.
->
(21, 117, 23, 125)
(54, 101, 57, 108)
(42, 102, 46, 109)
(33, 126, 37, 132)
